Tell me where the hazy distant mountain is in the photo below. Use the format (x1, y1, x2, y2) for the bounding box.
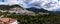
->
(26, 7, 50, 13)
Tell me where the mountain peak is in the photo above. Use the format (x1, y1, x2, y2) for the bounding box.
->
(26, 7, 49, 13)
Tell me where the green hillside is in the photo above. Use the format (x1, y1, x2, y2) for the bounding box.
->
(0, 11, 60, 24)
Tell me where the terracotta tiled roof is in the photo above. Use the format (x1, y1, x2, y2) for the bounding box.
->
(0, 18, 16, 23)
(0, 18, 9, 22)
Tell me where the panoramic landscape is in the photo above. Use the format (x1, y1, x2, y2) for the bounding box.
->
(0, 0, 60, 24)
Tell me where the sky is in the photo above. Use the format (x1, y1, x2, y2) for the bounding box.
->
(0, 0, 4, 2)
(0, 0, 60, 11)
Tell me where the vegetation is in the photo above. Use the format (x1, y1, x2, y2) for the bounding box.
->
(0, 5, 22, 10)
(0, 11, 60, 24)
(0, 5, 60, 24)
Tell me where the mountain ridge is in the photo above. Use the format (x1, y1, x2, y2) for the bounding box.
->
(26, 7, 51, 13)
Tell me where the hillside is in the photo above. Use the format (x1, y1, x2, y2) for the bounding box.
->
(0, 5, 60, 24)
(26, 7, 50, 13)
(0, 4, 23, 10)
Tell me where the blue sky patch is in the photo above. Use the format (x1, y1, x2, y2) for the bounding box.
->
(0, 0, 4, 2)
(58, 0, 60, 1)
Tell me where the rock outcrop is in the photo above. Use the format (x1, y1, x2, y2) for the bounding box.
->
(8, 5, 35, 16)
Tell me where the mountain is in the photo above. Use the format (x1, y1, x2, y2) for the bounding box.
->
(0, 4, 24, 10)
(9, 4, 23, 8)
(0, 5, 10, 10)
(0, 0, 59, 11)
(26, 7, 50, 13)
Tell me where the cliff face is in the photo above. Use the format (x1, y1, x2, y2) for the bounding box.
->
(0, 5, 50, 16)
(7, 5, 35, 16)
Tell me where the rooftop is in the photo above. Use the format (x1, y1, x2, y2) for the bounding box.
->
(0, 18, 17, 24)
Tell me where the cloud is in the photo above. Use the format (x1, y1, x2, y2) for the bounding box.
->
(0, 0, 60, 11)
(21, 0, 59, 11)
